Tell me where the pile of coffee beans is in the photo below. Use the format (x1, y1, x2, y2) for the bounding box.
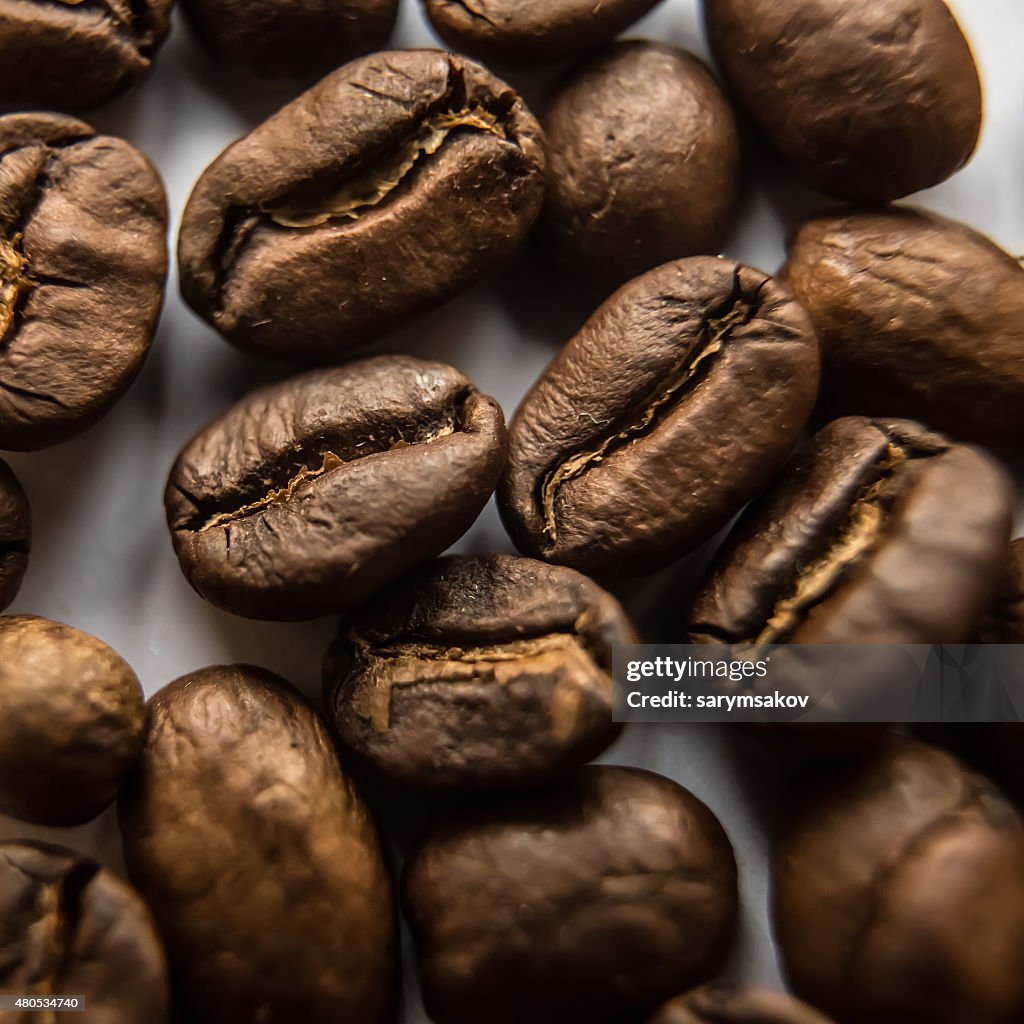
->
(1, 0, 1022, 1022)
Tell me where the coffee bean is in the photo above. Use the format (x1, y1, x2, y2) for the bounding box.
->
(539, 41, 741, 296)
(650, 985, 835, 1024)
(0, 841, 169, 1024)
(180, 0, 398, 78)
(0, 457, 28, 610)
(404, 766, 737, 1024)
(499, 257, 819, 577)
(782, 209, 1024, 446)
(179, 50, 546, 362)
(0, 113, 168, 451)
(422, 0, 664, 67)
(165, 356, 506, 621)
(774, 740, 1024, 1023)
(704, 0, 981, 203)
(981, 539, 1024, 643)
(324, 554, 634, 790)
(0, 614, 143, 826)
(689, 418, 1013, 645)
(0, 0, 173, 110)
(119, 665, 396, 1024)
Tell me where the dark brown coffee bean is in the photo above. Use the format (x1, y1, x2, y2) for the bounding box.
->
(774, 740, 1024, 1023)
(782, 209, 1024, 446)
(181, 0, 398, 78)
(119, 665, 396, 1024)
(404, 766, 737, 1024)
(0, 614, 143, 826)
(0, 113, 168, 451)
(704, 0, 981, 203)
(0, 457, 28, 610)
(422, 0, 664, 67)
(179, 50, 546, 363)
(0, 0, 173, 110)
(539, 41, 741, 296)
(689, 417, 1013, 645)
(0, 841, 169, 1024)
(499, 257, 819, 577)
(165, 356, 507, 621)
(324, 554, 634, 790)
(981, 539, 1024, 643)
(650, 985, 835, 1024)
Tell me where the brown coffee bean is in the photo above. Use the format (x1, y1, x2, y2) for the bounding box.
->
(0, 615, 143, 826)
(0, 457, 28, 610)
(324, 554, 634, 790)
(782, 209, 1024, 446)
(403, 766, 738, 1024)
(0, 0, 173, 110)
(704, 0, 981, 203)
(689, 418, 1014, 645)
(774, 740, 1024, 1023)
(539, 41, 741, 296)
(981, 539, 1024, 643)
(422, 0, 664, 67)
(0, 113, 168, 451)
(165, 356, 507, 621)
(650, 985, 835, 1024)
(0, 841, 169, 1024)
(179, 50, 546, 363)
(181, 0, 398, 78)
(499, 257, 819, 577)
(119, 665, 396, 1024)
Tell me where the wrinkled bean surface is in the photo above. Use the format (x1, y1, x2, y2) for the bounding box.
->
(651, 985, 835, 1024)
(0, 614, 144, 826)
(500, 257, 819, 577)
(704, 0, 982, 202)
(119, 665, 396, 1024)
(179, 49, 546, 362)
(0, 457, 28, 609)
(689, 418, 1013, 645)
(324, 553, 634, 789)
(403, 765, 738, 1024)
(165, 356, 507, 621)
(0, 113, 167, 450)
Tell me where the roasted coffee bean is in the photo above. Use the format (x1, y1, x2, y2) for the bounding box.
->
(422, 0, 664, 67)
(181, 0, 398, 78)
(0, 113, 168, 451)
(539, 42, 741, 296)
(119, 665, 396, 1024)
(704, 0, 981, 203)
(688, 418, 1013, 645)
(0, 841, 169, 1024)
(179, 50, 546, 362)
(782, 209, 1024, 446)
(0, 615, 144, 826)
(403, 766, 738, 1024)
(774, 740, 1024, 1023)
(324, 554, 634, 790)
(499, 257, 819, 577)
(0, 0, 173, 110)
(981, 538, 1024, 643)
(165, 356, 506, 621)
(650, 985, 834, 1024)
(0, 457, 28, 610)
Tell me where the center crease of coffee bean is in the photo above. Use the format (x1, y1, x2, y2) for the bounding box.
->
(266, 106, 507, 229)
(536, 282, 761, 543)
(344, 625, 607, 731)
(0, 236, 34, 345)
(745, 442, 914, 649)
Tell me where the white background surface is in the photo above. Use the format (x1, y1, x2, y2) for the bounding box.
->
(1, 1, 1023, 1018)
